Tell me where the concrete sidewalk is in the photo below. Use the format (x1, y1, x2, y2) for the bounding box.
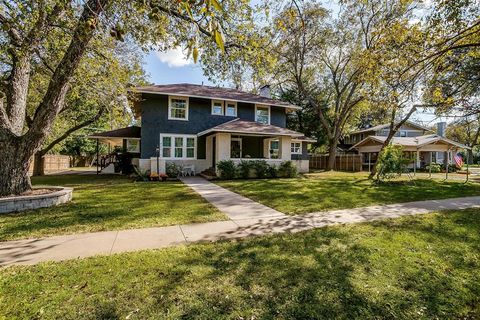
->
(2, 195, 480, 267)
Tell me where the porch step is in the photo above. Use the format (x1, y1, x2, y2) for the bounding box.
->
(200, 167, 217, 180)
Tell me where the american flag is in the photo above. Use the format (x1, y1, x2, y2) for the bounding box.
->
(454, 153, 464, 167)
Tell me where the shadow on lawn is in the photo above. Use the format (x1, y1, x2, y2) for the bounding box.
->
(149, 211, 480, 319)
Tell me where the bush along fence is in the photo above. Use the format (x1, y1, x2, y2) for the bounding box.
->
(309, 154, 362, 172)
(216, 160, 297, 179)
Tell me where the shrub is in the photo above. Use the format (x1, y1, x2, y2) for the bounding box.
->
(252, 160, 270, 178)
(216, 160, 236, 179)
(237, 160, 256, 179)
(166, 162, 182, 178)
(376, 145, 410, 181)
(425, 162, 441, 173)
(267, 164, 278, 178)
(442, 163, 459, 172)
(278, 161, 297, 178)
(133, 166, 149, 182)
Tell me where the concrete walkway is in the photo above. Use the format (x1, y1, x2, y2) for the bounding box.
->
(2, 191, 480, 267)
(180, 176, 285, 220)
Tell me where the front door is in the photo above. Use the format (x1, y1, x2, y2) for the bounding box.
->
(231, 138, 242, 158)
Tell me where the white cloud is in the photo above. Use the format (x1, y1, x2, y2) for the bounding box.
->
(155, 47, 192, 67)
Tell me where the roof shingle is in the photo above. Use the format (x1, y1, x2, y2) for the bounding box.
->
(132, 83, 299, 109)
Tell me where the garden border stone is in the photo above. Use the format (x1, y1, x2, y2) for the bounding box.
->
(0, 187, 73, 214)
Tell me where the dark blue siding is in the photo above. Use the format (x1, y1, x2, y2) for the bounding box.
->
(140, 93, 287, 158)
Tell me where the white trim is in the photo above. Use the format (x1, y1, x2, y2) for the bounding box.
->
(291, 140, 302, 154)
(255, 104, 270, 125)
(211, 100, 224, 115)
(168, 95, 189, 121)
(225, 101, 237, 117)
(160, 133, 197, 160)
(132, 89, 301, 110)
(198, 128, 304, 138)
(230, 137, 242, 158)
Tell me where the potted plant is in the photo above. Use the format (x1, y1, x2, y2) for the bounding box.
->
(159, 173, 168, 181)
(149, 172, 159, 181)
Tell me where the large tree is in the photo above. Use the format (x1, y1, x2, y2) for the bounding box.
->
(0, 0, 251, 196)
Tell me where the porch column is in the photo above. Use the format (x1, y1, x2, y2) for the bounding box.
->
(279, 136, 292, 161)
(215, 133, 231, 163)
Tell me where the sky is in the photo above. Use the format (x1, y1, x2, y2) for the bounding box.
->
(142, 0, 447, 126)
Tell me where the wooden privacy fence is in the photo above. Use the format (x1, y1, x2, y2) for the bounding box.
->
(29, 155, 70, 173)
(309, 154, 362, 172)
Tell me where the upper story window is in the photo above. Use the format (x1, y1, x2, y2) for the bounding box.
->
(225, 101, 237, 117)
(255, 105, 270, 125)
(212, 100, 224, 115)
(291, 141, 301, 154)
(212, 100, 237, 117)
(168, 96, 189, 121)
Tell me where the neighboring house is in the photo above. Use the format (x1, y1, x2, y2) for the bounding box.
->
(348, 122, 469, 171)
(90, 83, 314, 174)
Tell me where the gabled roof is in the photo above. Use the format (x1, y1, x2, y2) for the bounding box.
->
(350, 121, 433, 135)
(88, 126, 141, 139)
(350, 134, 469, 150)
(197, 119, 304, 137)
(131, 83, 300, 110)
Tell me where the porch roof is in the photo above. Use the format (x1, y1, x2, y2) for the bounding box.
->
(197, 119, 305, 138)
(88, 126, 141, 140)
(350, 134, 470, 150)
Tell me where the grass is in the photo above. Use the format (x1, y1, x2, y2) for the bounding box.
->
(216, 171, 480, 214)
(1, 208, 479, 319)
(0, 175, 226, 241)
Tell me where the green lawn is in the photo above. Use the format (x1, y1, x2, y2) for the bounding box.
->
(0, 175, 225, 241)
(1, 208, 479, 319)
(216, 171, 480, 214)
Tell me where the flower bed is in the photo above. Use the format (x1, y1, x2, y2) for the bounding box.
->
(0, 187, 73, 214)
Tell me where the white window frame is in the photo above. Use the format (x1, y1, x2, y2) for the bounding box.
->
(255, 104, 270, 125)
(211, 100, 224, 116)
(230, 137, 242, 158)
(160, 134, 196, 159)
(291, 140, 302, 154)
(225, 101, 237, 117)
(269, 139, 279, 159)
(126, 139, 140, 153)
(168, 95, 189, 121)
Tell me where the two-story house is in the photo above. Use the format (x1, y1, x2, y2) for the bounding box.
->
(90, 83, 313, 174)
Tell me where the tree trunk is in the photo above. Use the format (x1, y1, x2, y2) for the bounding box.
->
(327, 140, 338, 170)
(0, 138, 33, 196)
(32, 152, 45, 176)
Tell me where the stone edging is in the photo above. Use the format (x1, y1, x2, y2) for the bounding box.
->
(0, 187, 73, 214)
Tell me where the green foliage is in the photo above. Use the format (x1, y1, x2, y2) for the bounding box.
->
(133, 166, 150, 182)
(278, 161, 297, 178)
(216, 160, 236, 179)
(237, 160, 255, 179)
(425, 162, 442, 173)
(376, 145, 410, 181)
(218, 160, 280, 180)
(166, 162, 182, 178)
(251, 160, 270, 179)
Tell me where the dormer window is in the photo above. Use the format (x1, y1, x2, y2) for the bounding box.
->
(255, 105, 270, 124)
(168, 96, 189, 120)
(212, 100, 224, 115)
